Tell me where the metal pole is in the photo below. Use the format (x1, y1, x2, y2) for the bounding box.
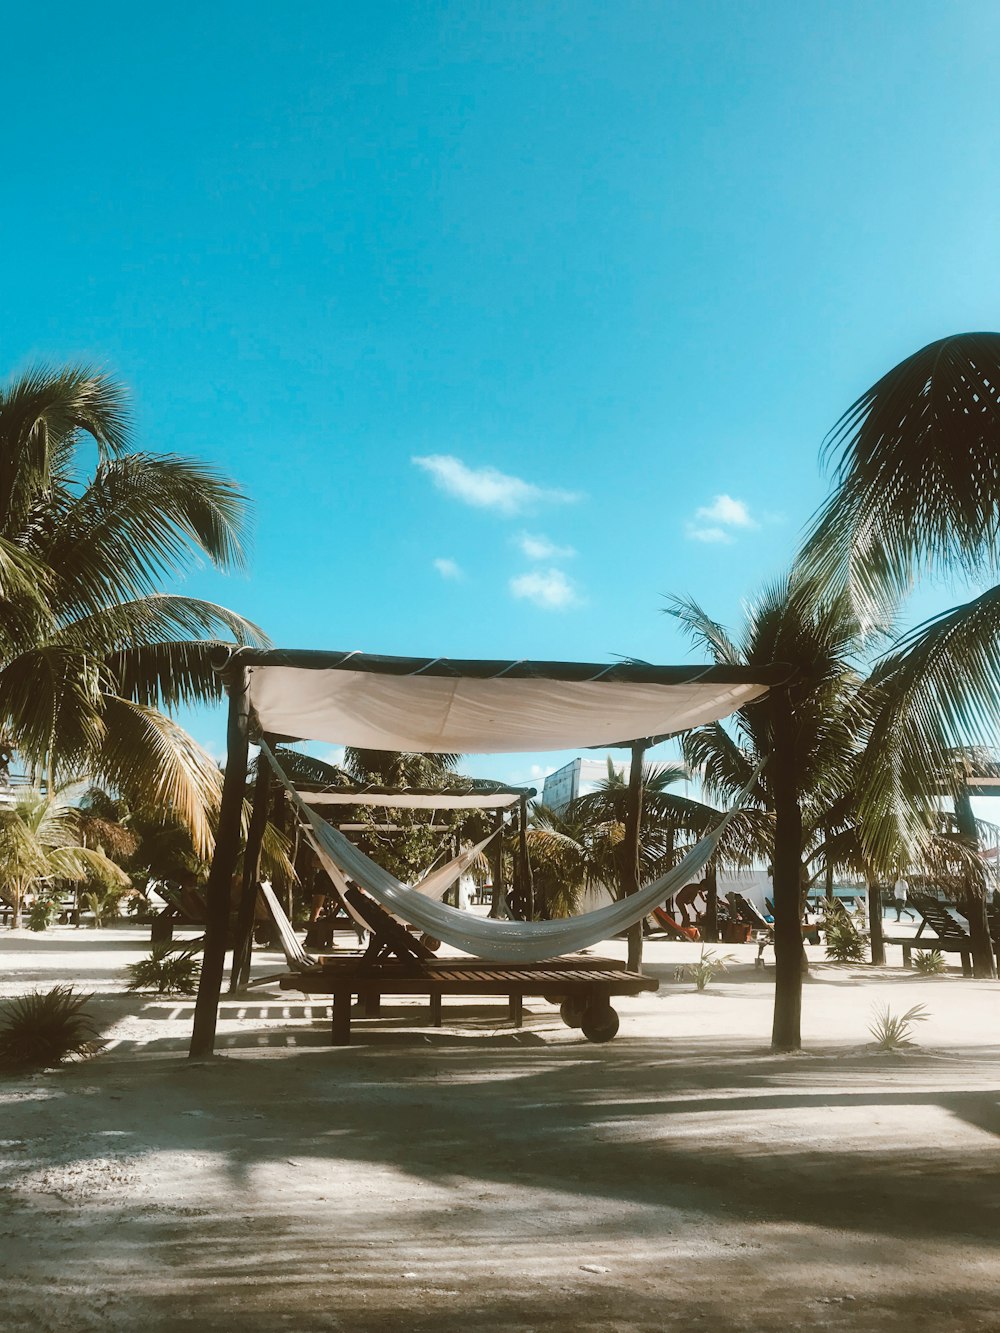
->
(190, 667, 250, 1058)
(624, 740, 647, 972)
(229, 754, 272, 993)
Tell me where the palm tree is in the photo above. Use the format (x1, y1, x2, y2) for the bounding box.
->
(0, 788, 129, 927)
(569, 758, 770, 939)
(667, 574, 863, 1050)
(0, 366, 267, 851)
(343, 749, 461, 785)
(801, 333, 1000, 975)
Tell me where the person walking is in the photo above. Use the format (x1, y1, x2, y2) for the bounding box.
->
(892, 875, 915, 922)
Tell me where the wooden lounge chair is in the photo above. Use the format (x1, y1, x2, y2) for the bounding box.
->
(279, 888, 658, 1045)
(884, 894, 974, 975)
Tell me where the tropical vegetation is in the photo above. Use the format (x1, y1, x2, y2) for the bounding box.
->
(0, 366, 265, 856)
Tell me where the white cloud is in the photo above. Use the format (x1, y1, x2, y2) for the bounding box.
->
(695, 494, 757, 529)
(433, 557, 464, 580)
(685, 523, 734, 544)
(516, 532, 577, 561)
(413, 455, 580, 515)
(509, 568, 580, 610)
(685, 493, 757, 543)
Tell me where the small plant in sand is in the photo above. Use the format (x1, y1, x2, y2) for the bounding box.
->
(687, 946, 736, 992)
(127, 945, 201, 995)
(912, 949, 947, 976)
(868, 1003, 929, 1051)
(26, 895, 61, 932)
(822, 903, 866, 963)
(0, 986, 102, 1069)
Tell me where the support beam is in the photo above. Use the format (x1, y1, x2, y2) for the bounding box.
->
(229, 755, 272, 993)
(770, 687, 803, 1052)
(488, 809, 507, 919)
(189, 668, 250, 1059)
(517, 794, 534, 921)
(624, 740, 647, 973)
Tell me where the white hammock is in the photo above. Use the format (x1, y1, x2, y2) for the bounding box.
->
(303, 822, 498, 913)
(263, 742, 757, 963)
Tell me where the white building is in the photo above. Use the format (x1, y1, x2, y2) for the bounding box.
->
(541, 757, 631, 813)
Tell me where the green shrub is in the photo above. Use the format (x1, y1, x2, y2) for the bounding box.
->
(868, 1003, 929, 1051)
(823, 904, 867, 963)
(686, 947, 736, 992)
(26, 896, 60, 932)
(126, 946, 200, 995)
(0, 986, 102, 1069)
(913, 949, 947, 975)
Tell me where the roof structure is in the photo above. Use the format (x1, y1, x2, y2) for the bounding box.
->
(232, 648, 790, 753)
(297, 785, 530, 811)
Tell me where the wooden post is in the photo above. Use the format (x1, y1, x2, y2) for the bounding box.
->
(770, 687, 803, 1052)
(190, 666, 250, 1059)
(488, 810, 506, 918)
(229, 755, 272, 993)
(956, 786, 997, 979)
(518, 794, 534, 922)
(624, 740, 647, 973)
(703, 859, 719, 943)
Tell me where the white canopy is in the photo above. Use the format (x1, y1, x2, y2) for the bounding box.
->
(242, 651, 784, 752)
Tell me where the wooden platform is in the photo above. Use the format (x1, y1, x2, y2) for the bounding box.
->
(279, 955, 658, 1044)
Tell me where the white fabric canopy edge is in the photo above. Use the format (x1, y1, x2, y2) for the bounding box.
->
(249, 665, 771, 753)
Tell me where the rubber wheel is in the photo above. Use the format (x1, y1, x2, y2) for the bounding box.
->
(581, 1003, 620, 1043)
(560, 998, 586, 1028)
(419, 934, 442, 952)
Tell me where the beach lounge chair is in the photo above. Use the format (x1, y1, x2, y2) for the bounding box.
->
(884, 894, 974, 975)
(645, 906, 700, 941)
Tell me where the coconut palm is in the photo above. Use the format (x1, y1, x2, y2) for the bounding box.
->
(667, 574, 865, 1050)
(801, 333, 1000, 974)
(0, 366, 267, 851)
(0, 788, 130, 928)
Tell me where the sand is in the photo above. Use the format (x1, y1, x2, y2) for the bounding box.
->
(1, 924, 999, 1332)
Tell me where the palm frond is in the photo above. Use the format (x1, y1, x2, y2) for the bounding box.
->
(36, 453, 252, 619)
(803, 332, 1000, 612)
(89, 696, 223, 857)
(0, 367, 130, 536)
(662, 594, 742, 665)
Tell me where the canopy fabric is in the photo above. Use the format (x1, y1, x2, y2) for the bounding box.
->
(243, 650, 783, 752)
(298, 788, 525, 811)
(263, 742, 755, 962)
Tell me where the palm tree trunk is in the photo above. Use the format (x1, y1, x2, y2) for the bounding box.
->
(702, 860, 719, 942)
(956, 788, 997, 979)
(624, 741, 646, 973)
(770, 689, 803, 1052)
(867, 877, 886, 965)
(824, 843, 834, 905)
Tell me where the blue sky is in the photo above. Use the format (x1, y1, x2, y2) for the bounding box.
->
(3, 1, 1000, 787)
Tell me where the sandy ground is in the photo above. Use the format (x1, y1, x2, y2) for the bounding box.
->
(1, 924, 999, 1332)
